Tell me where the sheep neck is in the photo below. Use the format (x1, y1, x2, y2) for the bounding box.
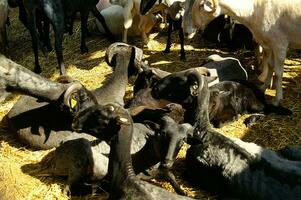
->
(107, 119, 137, 195)
(219, 0, 255, 27)
(93, 54, 130, 106)
(184, 86, 211, 136)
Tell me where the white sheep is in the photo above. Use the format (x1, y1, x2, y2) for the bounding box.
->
(110, 0, 156, 44)
(190, 0, 301, 106)
(0, 0, 9, 52)
(95, 5, 157, 39)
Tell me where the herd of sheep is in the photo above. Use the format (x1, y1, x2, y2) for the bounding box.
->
(0, 0, 301, 199)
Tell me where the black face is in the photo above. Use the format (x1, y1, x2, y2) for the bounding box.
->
(140, 0, 157, 15)
(72, 104, 122, 142)
(154, 116, 191, 168)
(151, 72, 196, 106)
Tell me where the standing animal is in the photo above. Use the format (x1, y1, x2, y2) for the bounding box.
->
(0, 0, 9, 52)
(110, 0, 156, 45)
(151, 69, 301, 199)
(11, 0, 113, 74)
(71, 103, 194, 200)
(190, 0, 301, 106)
(140, 0, 186, 60)
(95, 5, 157, 42)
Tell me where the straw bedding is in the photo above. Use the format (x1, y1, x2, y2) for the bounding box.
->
(0, 8, 300, 200)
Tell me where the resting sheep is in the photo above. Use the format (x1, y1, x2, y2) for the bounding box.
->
(190, 0, 301, 106)
(151, 69, 301, 199)
(71, 103, 193, 199)
(5, 43, 142, 149)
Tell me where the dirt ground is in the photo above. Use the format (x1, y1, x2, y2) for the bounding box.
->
(0, 8, 301, 200)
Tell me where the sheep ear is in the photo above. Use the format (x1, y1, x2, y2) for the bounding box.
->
(203, 0, 215, 12)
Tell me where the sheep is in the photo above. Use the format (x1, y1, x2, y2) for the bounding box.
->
(0, 0, 9, 52)
(0, 54, 97, 109)
(147, 67, 291, 127)
(190, 0, 301, 106)
(140, 0, 186, 60)
(95, 5, 157, 41)
(151, 69, 301, 199)
(5, 42, 143, 149)
(50, 109, 191, 196)
(71, 103, 194, 199)
(12, 0, 113, 74)
(110, 0, 157, 45)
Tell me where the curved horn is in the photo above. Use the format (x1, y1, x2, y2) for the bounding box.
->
(105, 42, 130, 66)
(64, 82, 83, 107)
(186, 70, 205, 94)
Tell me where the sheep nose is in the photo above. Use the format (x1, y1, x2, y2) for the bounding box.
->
(71, 122, 81, 132)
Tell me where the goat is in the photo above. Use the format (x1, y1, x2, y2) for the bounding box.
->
(0, 0, 9, 52)
(190, 0, 301, 106)
(95, 5, 157, 42)
(71, 103, 194, 199)
(151, 69, 301, 199)
(5, 43, 143, 149)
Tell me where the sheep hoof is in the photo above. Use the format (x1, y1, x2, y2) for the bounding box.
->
(63, 185, 71, 197)
(34, 66, 42, 74)
(162, 50, 170, 55)
(80, 45, 89, 53)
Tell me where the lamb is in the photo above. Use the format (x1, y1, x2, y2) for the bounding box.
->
(71, 103, 194, 199)
(190, 0, 301, 106)
(95, 5, 157, 40)
(0, 0, 9, 52)
(151, 69, 301, 199)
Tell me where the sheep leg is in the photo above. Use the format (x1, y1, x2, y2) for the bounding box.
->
(122, 1, 134, 43)
(272, 48, 286, 106)
(43, 3, 65, 75)
(52, 23, 65, 75)
(139, 15, 150, 45)
(42, 19, 52, 52)
(258, 49, 270, 83)
(160, 168, 186, 195)
(163, 16, 173, 55)
(80, 11, 89, 53)
(27, 9, 42, 74)
(178, 19, 186, 61)
(91, 7, 114, 41)
(260, 49, 273, 91)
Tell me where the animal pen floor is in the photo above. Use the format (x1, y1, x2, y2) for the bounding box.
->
(1, 9, 301, 200)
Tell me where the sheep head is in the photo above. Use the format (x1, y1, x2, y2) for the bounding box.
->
(72, 104, 131, 141)
(105, 42, 145, 76)
(192, 0, 221, 31)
